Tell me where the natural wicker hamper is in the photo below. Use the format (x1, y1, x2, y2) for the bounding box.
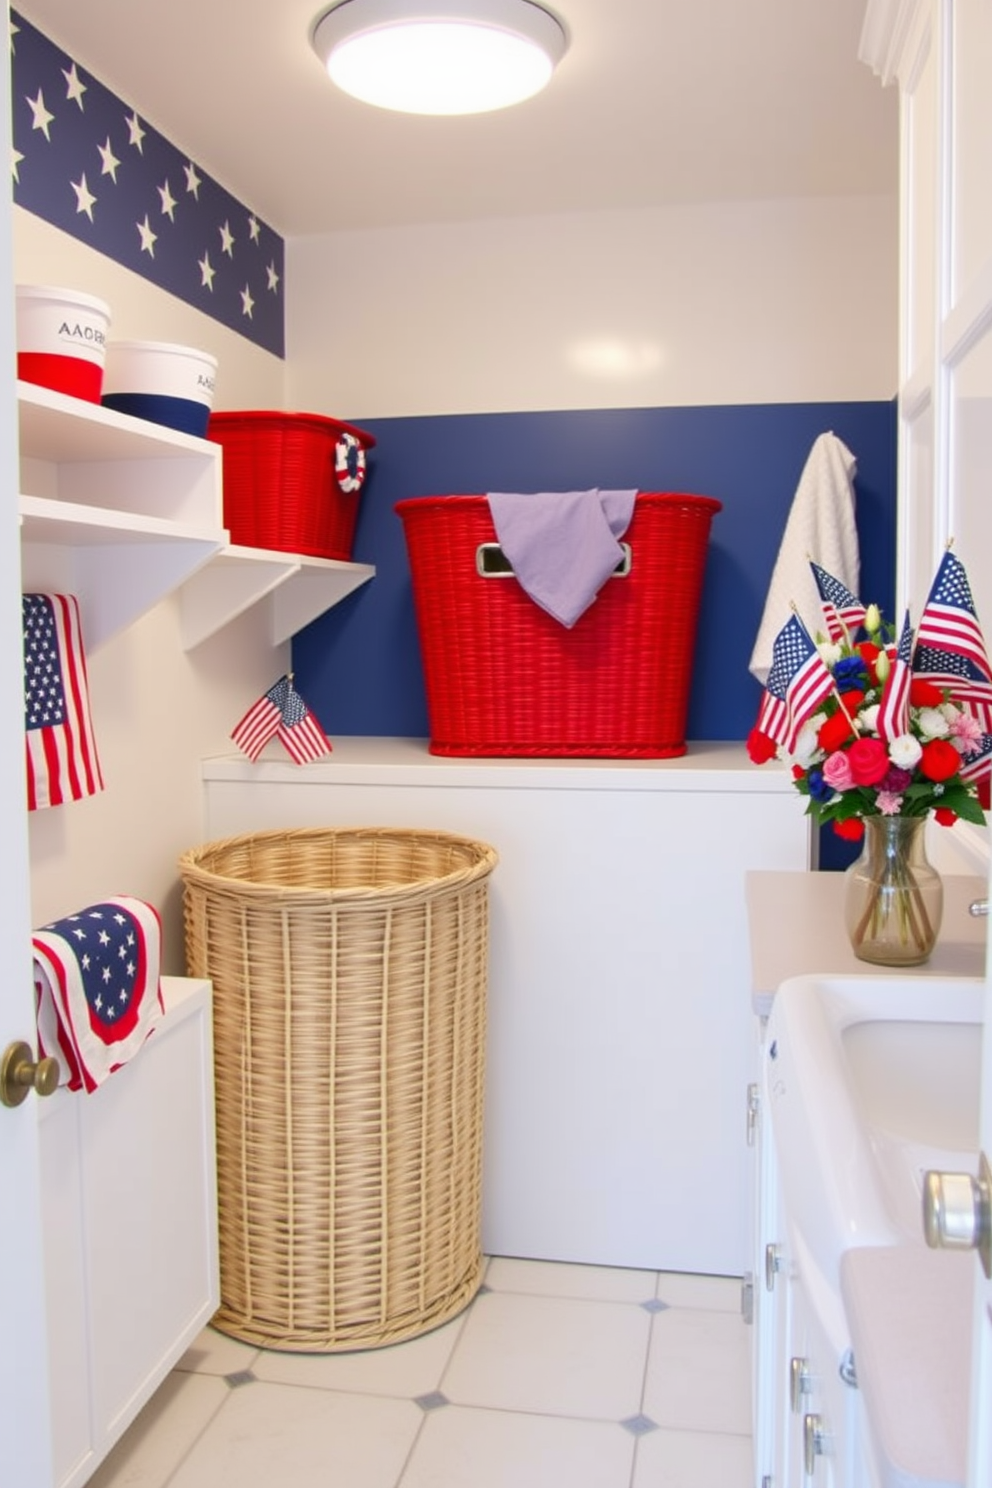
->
(207, 410, 376, 560)
(395, 492, 722, 757)
(179, 826, 498, 1352)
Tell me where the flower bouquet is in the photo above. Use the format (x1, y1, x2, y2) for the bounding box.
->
(747, 553, 991, 964)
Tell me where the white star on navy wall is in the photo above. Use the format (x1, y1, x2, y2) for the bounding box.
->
(11, 9, 285, 358)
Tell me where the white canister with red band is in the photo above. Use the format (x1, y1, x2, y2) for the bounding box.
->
(16, 285, 111, 403)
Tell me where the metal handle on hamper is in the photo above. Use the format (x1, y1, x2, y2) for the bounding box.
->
(475, 542, 633, 578)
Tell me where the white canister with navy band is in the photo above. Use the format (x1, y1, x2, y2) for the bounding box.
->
(101, 340, 218, 437)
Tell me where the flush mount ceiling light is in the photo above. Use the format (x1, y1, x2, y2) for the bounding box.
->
(310, 0, 568, 115)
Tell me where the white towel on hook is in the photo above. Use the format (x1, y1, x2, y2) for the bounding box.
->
(749, 432, 860, 683)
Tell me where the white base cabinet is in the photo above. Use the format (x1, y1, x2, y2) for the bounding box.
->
(40, 977, 218, 1488)
(201, 739, 808, 1277)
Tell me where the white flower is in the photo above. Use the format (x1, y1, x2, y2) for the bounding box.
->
(793, 721, 822, 767)
(889, 733, 922, 769)
(874, 649, 891, 683)
(916, 707, 950, 739)
(864, 604, 882, 634)
(818, 641, 842, 666)
(859, 704, 881, 735)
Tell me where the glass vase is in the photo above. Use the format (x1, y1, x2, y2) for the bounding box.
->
(843, 815, 943, 966)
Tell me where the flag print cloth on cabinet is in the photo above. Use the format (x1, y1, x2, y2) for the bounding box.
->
(33, 897, 164, 1092)
(23, 592, 104, 810)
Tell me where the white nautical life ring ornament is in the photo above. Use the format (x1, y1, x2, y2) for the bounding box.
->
(334, 432, 366, 493)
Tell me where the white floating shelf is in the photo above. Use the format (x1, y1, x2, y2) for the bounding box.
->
(179, 544, 375, 649)
(20, 495, 226, 650)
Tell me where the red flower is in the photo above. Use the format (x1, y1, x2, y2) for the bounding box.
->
(910, 678, 944, 708)
(920, 739, 961, 782)
(840, 689, 866, 715)
(818, 711, 853, 752)
(846, 737, 891, 786)
(747, 727, 778, 764)
(833, 817, 864, 841)
(935, 807, 958, 827)
(856, 642, 882, 685)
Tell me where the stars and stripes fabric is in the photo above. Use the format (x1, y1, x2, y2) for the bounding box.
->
(33, 897, 164, 1093)
(231, 675, 331, 764)
(809, 561, 867, 644)
(876, 610, 913, 743)
(915, 551, 992, 682)
(957, 734, 992, 807)
(756, 613, 838, 753)
(912, 646, 992, 732)
(10, 10, 284, 357)
(23, 593, 104, 812)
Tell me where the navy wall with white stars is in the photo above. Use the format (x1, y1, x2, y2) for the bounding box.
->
(10, 10, 285, 357)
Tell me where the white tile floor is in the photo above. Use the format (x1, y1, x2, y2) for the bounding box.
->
(87, 1258, 753, 1488)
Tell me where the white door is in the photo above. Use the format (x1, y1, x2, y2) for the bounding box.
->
(968, 900, 992, 1485)
(0, 43, 56, 1487)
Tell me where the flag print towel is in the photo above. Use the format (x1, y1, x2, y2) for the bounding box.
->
(23, 592, 104, 810)
(33, 897, 164, 1093)
(486, 489, 638, 628)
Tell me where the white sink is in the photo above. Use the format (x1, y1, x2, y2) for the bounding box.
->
(764, 973, 983, 1336)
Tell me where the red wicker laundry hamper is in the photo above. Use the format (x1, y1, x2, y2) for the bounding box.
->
(396, 492, 722, 758)
(208, 410, 375, 560)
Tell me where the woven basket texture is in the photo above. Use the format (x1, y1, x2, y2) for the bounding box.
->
(179, 826, 498, 1352)
(396, 491, 721, 758)
(208, 411, 373, 560)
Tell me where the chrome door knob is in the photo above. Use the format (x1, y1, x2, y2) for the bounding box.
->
(923, 1153, 991, 1277)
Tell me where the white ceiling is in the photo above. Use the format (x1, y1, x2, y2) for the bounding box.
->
(14, 0, 898, 238)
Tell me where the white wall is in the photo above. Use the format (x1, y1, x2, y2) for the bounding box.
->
(286, 195, 899, 420)
(15, 210, 288, 971)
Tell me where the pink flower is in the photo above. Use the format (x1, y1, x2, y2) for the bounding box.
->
(822, 750, 855, 790)
(875, 791, 904, 815)
(949, 710, 984, 753)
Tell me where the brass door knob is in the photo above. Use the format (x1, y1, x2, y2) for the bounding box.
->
(0, 1041, 61, 1108)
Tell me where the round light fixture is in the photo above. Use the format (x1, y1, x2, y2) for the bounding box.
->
(310, 0, 568, 115)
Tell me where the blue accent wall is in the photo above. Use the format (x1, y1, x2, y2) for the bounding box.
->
(293, 400, 898, 752)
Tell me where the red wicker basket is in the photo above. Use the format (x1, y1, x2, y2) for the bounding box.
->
(208, 411, 375, 560)
(396, 492, 721, 758)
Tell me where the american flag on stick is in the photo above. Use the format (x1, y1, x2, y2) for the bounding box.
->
(23, 592, 104, 811)
(809, 561, 867, 645)
(915, 550, 992, 682)
(876, 610, 913, 743)
(756, 612, 838, 754)
(913, 551, 992, 731)
(231, 675, 331, 764)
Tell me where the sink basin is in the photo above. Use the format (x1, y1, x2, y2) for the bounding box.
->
(764, 974, 983, 1340)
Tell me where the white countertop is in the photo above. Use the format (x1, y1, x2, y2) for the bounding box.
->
(745, 869, 988, 1017)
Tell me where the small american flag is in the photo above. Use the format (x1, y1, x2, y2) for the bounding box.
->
(756, 613, 838, 753)
(23, 593, 104, 811)
(915, 551, 992, 681)
(33, 897, 164, 1093)
(810, 561, 867, 645)
(876, 610, 913, 743)
(959, 734, 992, 796)
(912, 646, 992, 733)
(231, 675, 331, 764)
